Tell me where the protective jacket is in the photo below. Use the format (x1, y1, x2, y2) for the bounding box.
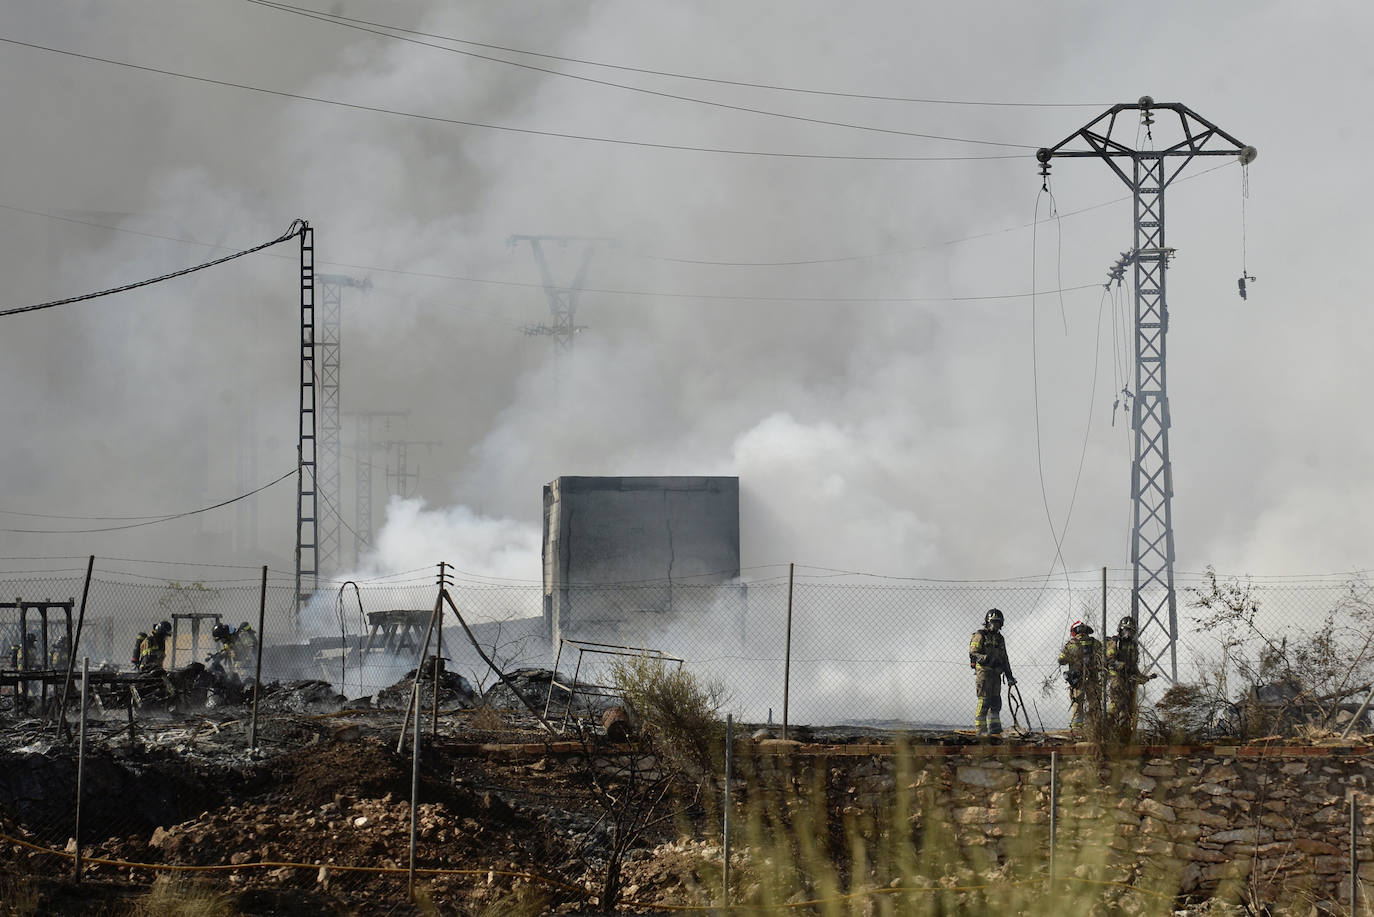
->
(138, 631, 168, 671)
(969, 628, 1013, 678)
(224, 625, 259, 675)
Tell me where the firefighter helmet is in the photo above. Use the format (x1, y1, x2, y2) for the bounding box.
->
(154, 620, 172, 637)
(212, 623, 231, 642)
(1117, 616, 1137, 635)
(1070, 620, 1093, 636)
(984, 608, 1004, 628)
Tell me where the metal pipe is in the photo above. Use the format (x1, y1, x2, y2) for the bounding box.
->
(1343, 685, 1374, 739)
(1049, 750, 1058, 889)
(57, 556, 95, 740)
(723, 713, 733, 910)
(783, 562, 794, 741)
(74, 657, 89, 881)
(248, 566, 267, 752)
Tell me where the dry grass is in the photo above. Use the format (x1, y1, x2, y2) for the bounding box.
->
(126, 877, 237, 917)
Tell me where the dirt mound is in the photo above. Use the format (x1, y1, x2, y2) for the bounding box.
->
(261, 738, 418, 810)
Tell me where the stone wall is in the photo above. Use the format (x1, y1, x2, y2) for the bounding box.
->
(748, 743, 1374, 908)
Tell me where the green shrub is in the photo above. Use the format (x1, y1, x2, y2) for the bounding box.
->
(607, 655, 728, 776)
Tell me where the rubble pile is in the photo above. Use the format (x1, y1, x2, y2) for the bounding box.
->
(484, 667, 619, 720)
(373, 666, 477, 711)
(254, 680, 347, 716)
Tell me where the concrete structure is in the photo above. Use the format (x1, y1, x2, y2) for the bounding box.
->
(542, 476, 741, 643)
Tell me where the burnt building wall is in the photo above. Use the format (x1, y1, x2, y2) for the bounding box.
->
(542, 476, 740, 644)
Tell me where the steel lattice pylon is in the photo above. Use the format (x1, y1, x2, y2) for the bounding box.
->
(507, 235, 611, 352)
(1038, 98, 1254, 682)
(316, 274, 369, 580)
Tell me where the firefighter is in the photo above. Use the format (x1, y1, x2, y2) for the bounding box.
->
(229, 622, 259, 677)
(1058, 621, 1103, 736)
(50, 632, 71, 669)
(130, 631, 148, 669)
(10, 633, 40, 670)
(1106, 616, 1154, 741)
(138, 620, 173, 672)
(968, 608, 1016, 736)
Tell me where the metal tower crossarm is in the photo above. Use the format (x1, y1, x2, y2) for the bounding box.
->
(1037, 98, 1255, 683)
(507, 235, 613, 352)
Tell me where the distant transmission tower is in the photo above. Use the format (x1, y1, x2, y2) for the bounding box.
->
(507, 235, 609, 352)
(1038, 98, 1255, 682)
(381, 439, 442, 498)
(316, 274, 370, 580)
(347, 410, 407, 566)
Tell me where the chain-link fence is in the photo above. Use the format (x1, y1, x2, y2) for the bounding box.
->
(2, 560, 1372, 913)
(2, 562, 1369, 731)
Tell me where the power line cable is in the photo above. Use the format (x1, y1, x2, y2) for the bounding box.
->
(245, 0, 1037, 151)
(0, 468, 296, 534)
(248, 1, 1105, 110)
(0, 161, 1234, 276)
(0, 219, 304, 318)
(247, 256, 1105, 303)
(0, 35, 1019, 163)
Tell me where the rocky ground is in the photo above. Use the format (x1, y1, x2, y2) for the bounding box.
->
(0, 671, 756, 916)
(0, 667, 1106, 916)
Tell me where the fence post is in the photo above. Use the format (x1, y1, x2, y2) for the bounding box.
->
(407, 573, 446, 900)
(248, 566, 266, 752)
(74, 657, 89, 881)
(1049, 750, 1058, 891)
(783, 563, 794, 741)
(723, 713, 733, 910)
(57, 555, 95, 740)
(1352, 794, 1360, 914)
(1101, 567, 1109, 732)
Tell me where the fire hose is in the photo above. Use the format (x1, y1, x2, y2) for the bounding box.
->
(1006, 673, 1032, 734)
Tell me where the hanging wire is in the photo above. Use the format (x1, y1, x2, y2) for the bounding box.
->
(1028, 186, 1075, 620)
(0, 220, 306, 318)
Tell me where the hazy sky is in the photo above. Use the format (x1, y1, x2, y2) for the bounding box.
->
(1, 0, 1370, 588)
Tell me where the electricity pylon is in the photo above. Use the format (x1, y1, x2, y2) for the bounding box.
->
(507, 235, 611, 352)
(381, 439, 443, 498)
(346, 410, 408, 566)
(1037, 98, 1256, 682)
(296, 223, 316, 622)
(317, 274, 370, 580)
